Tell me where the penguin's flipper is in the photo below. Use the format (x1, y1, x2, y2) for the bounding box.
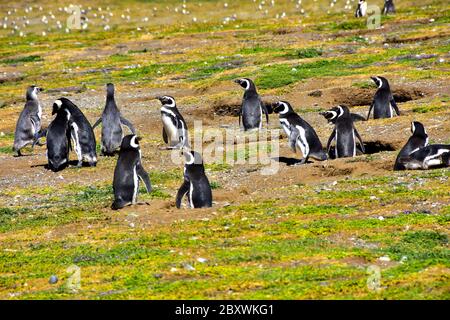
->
(92, 118, 102, 130)
(390, 97, 400, 116)
(351, 113, 366, 122)
(176, 180, 190, 209)
(288, 125, 300, 153)
(120, 116, 136, 134)
(162, 127, 168, 144)
(30, 114, 40, 132)
(367, 102, 374, 120)
(326, 128, 336, 154)
(354, 128, 365, 153)
(137, 163, 152, 192)
(32, 128, 47, 148)
(111, 198, 129, 210)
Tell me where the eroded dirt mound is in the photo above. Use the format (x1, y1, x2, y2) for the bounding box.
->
(331, 86, 428, 107)
(212, 98, 277, 116)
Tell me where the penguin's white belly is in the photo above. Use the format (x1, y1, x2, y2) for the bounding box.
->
(424, 149, 450, 168)
(162, 115, 178, 142)
(297, 126, 309, 157)
(132, 165, 139, 204)
(71, 123, 82, 160)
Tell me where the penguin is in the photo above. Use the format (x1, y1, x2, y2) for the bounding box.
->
(383, 0, 395, 14)
(394, 121, 429, 171)
(13, 85, 44, 156)
(367, 76, 400, 120)
(234, 78, 269, 131)
(111, 135, 152, 210)
(176, 149, 212, 209)
(320, 105, 365, 158)
(398, 144, 450, 170)
(272, 101, 327, 164)
(53, 98, 97, 167)
(355, 0, 368, 17)
(155, 96, 189, 149)
(45, 100, 71, 172)
(92, 83, 136, 156)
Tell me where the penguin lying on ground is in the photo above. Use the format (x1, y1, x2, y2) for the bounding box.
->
(42, 100, 71, 172)
(111, 135, 152, 210)
(272, 101, 327, 164)
(13, 86, 44, 156)
(53, 98, 97, 167)
(320, 105, 365, 158)
(355, 0, 368, 17)
(383, 0, 395, 14)
(176, 148, 212, 209)
(398, 144, 450, 170)
(394, 121, 429, 170)
(155, 96, 189, 149)
(234, 78, 269, 131)
(93, 83, 136, 156)
(367, 76, 400, 120)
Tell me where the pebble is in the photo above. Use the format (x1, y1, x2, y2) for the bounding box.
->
(49, 275, 58, 284)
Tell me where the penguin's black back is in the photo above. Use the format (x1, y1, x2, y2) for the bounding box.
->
(282, 112, 324, 153)
(335, 116, 355, 157)
(242, 90, 262, 130)
(113, 148, 140, 203)
(185, 163, 212, 208)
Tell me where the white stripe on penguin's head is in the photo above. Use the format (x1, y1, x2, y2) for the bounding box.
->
(163, 96, 176, 108)
(55, 99, 62, 109)
(411, 121, 416, 134)
(241, 79, 250, 91)
(279, 102, 289, 115)
(337, 106, 344, 118)
(130, 135, 139, 148)
(328, 111, 338, 120)
(375, 77, 382, 88)
(185, 150, 194, 165)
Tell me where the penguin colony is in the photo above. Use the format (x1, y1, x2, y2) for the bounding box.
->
(13, 73, 449, 210)
(9, 0, 447, 210)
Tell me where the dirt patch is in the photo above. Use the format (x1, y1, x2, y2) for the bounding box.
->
(331, 86, 428, 107)
(211, 98, 277, 117)
(363, 141, 397, 154)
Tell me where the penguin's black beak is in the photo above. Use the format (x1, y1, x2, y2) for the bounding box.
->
(233, 79, 241, 84)
(155, 96, 163, 103)
(370, 76, 377, 82)
(37, 87, 44, 92)
(136, 136, 142, 142)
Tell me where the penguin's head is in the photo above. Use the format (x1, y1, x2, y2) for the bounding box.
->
(52, 99, 63, 115)
(411, 121, 427, 138)
(156, 95, 176, 108)
(370, 76, 389, 89)
(272, 101, 293, 115)
(121, 134, 142, 150)
(106, 83, 115, 95)
(26, 85, 43, 100)
(234, 78, 255, 91)
(181, 147, 203, 166)
(320, 105, 349, 122)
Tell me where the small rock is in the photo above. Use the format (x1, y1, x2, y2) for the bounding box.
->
(49, 275, 58, 284)
(378, 256, 390, 262)
(197, 257, 207, 263)
(183, 263, 195, 271)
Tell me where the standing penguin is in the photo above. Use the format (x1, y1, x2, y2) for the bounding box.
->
(394, 121, 429, 171)
(234, 78, 269, 131)
(92, 83, 136, 156)
(272, 101, 327, 164)
(398, 144, 450, 170)
(53, 98, 97, 167)
(367, 76, 400, 120)
(155, 96, 189, 149)
(176, 149, 212, 209)
(13, 86, 44, 156)
(320, 105, 365, 158)
(111, 135, 152, 210)
(45, 101, 71, 172)
(355, 0, 368, 17)
(383, 0, 395, 14)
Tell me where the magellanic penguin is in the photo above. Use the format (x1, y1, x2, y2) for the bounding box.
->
(93, 83, 136, 156)
(320, 105, 365, 158)
(176, 148, 212, 209)
(355, 0, 368, 17)
(111, 135, 152, 210)
(13, 85, 44, 156)
(367, 76, 400, 120)
(53, 98, 97, 167)
(383, 0, 395, 14)
(234, 78, 269, 131)
(398, 144, 450, 170)
(272, 101, 327, 164)
(156, 96, 189, 149)
(394, 121, 429, 171)
(44, 100, 71, 172)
